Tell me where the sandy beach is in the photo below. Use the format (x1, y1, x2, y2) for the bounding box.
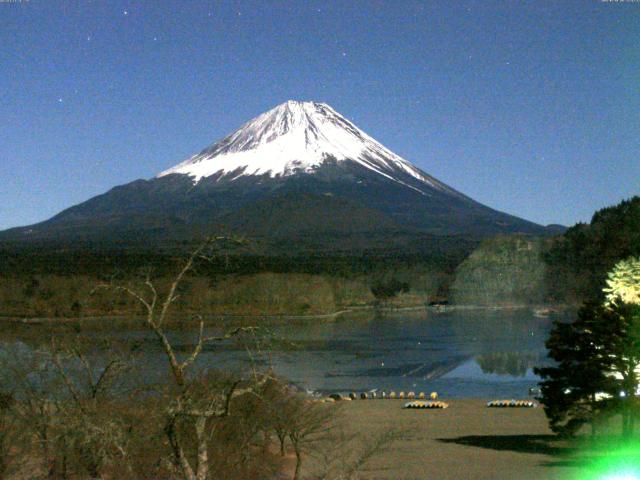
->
(325, 399, 578, 480)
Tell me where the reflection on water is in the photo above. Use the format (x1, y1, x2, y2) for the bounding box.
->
(0, 308, 566, 398)
(250, 309, 560, 398)
(476, 351, 547, 377)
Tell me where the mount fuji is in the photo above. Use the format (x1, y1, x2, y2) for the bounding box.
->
(0, 100, 550, 251)
(158, 100, 458, 197)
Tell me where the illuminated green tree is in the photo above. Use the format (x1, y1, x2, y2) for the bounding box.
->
(604, 257, 640, 306)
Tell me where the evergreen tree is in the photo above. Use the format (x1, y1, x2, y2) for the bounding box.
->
(604, 256, 640, 306)
(536, 257, 640, 437)
(535, 303, 616, 436)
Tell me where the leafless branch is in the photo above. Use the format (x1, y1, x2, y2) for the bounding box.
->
(50, 339, 83, 409)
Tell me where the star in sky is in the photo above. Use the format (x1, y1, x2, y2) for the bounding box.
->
(1, 0, 634, 232)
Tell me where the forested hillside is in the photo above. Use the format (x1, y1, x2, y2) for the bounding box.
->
(544, 196, 640, 303)
(448, 197, 639, 307)
(450, 236, 548, 306)
(0, 240, 473, 317)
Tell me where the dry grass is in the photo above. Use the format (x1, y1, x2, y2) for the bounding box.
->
(322, 399, 576, 480)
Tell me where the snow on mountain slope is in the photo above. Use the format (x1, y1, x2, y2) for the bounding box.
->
(158, 100, 458, 196)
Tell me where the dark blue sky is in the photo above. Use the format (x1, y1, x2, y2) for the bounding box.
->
(1, 0, 638, 230)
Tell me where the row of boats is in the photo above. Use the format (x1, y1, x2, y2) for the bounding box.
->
(327, 391, 439, 401)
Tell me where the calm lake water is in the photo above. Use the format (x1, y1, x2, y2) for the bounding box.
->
(216, 308, 559, 398)
(2, 308, 565, 399)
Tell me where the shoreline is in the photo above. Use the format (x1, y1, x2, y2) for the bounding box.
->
(0, 303, 573, 325)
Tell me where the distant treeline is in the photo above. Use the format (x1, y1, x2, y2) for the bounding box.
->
(544, 196, 640, 303)
(0, 235, 479, 317)
(0, 234, 477, 278)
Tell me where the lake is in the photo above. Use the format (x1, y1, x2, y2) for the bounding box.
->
(1, 308, 564, 398)
(210, 308, 559, 398)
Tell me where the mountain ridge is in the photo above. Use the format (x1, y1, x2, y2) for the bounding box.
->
(0, 100, 554, 251)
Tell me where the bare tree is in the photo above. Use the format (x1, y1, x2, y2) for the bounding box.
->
(0, 342, 64, 478)
(315, 428, 405, 480)
(48, 337, 134, 479)
(0, 390, 18, 478)
(260, 378, 295, 457)
(97, 237, 273, 480)
(286, 397, 337, 480)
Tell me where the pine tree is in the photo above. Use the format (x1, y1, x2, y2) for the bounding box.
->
(535, 303, 616, 436)
(536, 257, 640, 437)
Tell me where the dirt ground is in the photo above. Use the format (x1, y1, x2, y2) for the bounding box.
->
(323, 399, 583, 480)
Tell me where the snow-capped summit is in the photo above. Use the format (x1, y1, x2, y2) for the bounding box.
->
(158, 100, 454, 196)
